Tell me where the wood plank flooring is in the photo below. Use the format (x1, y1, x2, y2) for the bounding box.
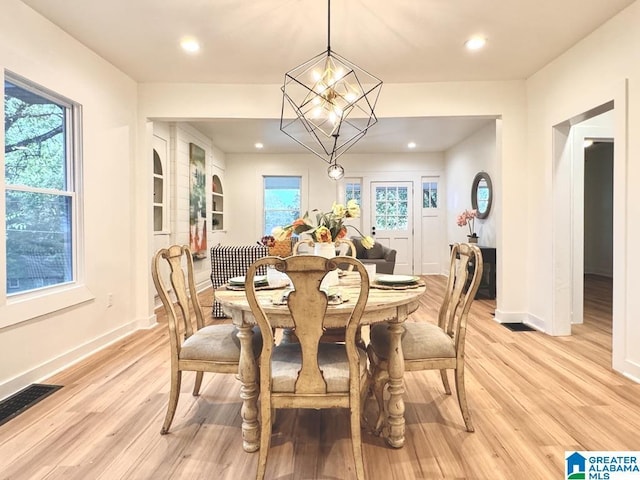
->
(1, 274, 637, 479)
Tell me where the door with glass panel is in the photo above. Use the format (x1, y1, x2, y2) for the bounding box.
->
(370, 182, 413, 274)
(420, 177, 443, 274)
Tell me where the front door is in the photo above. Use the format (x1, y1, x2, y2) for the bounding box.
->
(370, 181, 413, 274)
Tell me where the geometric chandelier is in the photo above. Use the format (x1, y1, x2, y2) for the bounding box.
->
(280, 0, 383, 180)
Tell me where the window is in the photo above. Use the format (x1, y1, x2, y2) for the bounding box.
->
(345, 180, 361, 204)
(422, 181, 438, 208)
(263, 176, 301, 235)
(4, 74, 81, 295)
(374, 185, 409, 230)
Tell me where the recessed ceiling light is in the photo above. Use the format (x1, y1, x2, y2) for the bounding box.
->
(465, 36, 487, 51)
(180, 37, 200, 54)
(408, 142, 416, 149)
(255, 142, 264, 149)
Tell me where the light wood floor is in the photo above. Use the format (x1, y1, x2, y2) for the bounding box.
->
(2, 275, 636, 480)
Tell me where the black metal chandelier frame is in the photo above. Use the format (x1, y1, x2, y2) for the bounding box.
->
(280, 0, 383, 179)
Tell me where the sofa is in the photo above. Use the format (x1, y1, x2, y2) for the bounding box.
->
(349, 236, 396, 274)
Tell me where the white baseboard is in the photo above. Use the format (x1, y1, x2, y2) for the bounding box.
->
(616, 358, 640, 384)
(0, 315, 158, 402)
(493, 309, 527, 324)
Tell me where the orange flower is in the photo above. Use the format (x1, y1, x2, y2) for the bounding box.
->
(315, 226, 332, 243)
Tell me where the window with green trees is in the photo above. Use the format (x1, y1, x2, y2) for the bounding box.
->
(263, 176, 301, 235)
(4, 74, 81, 295)
(345, 180, 361, 204)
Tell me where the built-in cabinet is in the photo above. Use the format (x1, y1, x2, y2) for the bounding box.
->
(152, 149, 165, 232)
(211, 174, 224, 230)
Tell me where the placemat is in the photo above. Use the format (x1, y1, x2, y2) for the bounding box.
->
(223, 283, 287, 291)
(371, 280, 426, 290)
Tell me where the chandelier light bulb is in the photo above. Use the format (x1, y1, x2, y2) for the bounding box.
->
(180, 37, 200, 53)
(327, 163, 345, 180)
(465, 36, 487, 51)
(345, 92, 357, 103)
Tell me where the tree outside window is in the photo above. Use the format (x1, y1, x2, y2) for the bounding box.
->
(4, 75, 80, 295)
(264, 176, 301, 236)
(374, 185, 409, 230)
(345, 181, 361, 204)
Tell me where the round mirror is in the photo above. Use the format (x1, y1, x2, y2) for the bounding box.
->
(471, 172, 492, 219)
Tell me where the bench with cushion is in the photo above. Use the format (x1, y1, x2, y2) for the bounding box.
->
(210, 244, 269, 317)
(350, 236, 396, 274)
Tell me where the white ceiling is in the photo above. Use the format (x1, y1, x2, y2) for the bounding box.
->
(19, 0, 634, 153)
(188, 116, 496, 154)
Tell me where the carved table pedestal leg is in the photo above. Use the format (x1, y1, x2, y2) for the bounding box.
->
(385, 305, 407, 448)
(236, 321, 260, 452)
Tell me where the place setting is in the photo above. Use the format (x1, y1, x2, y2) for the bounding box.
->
(271, 286, 349, 306)
(224, 274, 289, 291)
(371, 274, 425, 290)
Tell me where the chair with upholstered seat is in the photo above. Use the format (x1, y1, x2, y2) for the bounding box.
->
(291, 237, 361, 344)
(245, 255, 370, 480)
(152, 244, 261, 434)
(367, 243, 483, 433)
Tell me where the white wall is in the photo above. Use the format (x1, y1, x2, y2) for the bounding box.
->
(445, 122, 497, 248)
(0, 0, 139, 399)
(525, 0, 639, 376)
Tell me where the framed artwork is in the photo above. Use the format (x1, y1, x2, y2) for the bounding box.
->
(189, 143, 207, 259)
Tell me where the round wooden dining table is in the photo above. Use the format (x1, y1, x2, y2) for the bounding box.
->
(214, 272, 426, 453)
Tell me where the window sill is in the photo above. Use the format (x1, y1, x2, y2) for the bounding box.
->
(0, 284, 95, 330)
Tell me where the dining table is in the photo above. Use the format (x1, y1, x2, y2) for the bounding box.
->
(214, 271, 426, 453)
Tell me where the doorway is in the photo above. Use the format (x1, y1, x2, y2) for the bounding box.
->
(551, 85, 629, 376)
(583, 141, 613, 333)
(370, 181, 413, 275)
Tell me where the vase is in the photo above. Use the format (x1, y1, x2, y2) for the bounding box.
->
(467, 235, 479, 244)
(313, 242, 339, 288)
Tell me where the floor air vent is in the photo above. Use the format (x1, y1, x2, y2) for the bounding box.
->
(0, 384, 62, 426)
(502, 323, 536, 332)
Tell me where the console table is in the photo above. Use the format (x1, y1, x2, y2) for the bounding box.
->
(476, 246, 496, 300)
(450, 245, 496, 300)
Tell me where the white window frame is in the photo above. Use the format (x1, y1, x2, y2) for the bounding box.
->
(1, 71, 91, 328)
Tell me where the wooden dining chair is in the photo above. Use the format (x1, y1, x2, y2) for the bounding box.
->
(152, 244, 262, 434)
(367, 243, 483, 433)
(245, 255, 371, 480)
(291, 237, 313, 254)
(335, 237, 357, 271)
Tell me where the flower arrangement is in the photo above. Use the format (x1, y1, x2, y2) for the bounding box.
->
(273, 199, 375, 249)
(456, 209, 478, 238)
